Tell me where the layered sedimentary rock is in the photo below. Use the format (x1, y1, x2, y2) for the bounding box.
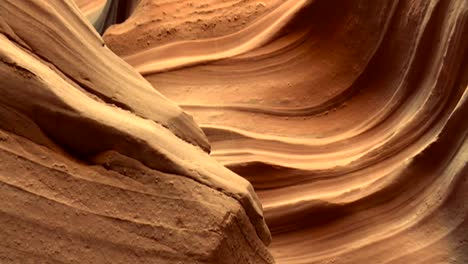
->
(0, 0, 273, 263)
(102, 0, 468, 263)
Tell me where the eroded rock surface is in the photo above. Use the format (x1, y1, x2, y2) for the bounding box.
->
(0, 0, 272, 263)
(102, 0, 468, 263)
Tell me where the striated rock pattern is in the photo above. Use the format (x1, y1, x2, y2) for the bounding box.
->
(103, 0, 468, 263)
(0, 0, 273, 263)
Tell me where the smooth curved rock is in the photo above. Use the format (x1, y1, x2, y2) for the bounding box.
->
(103, 0, 468, 263)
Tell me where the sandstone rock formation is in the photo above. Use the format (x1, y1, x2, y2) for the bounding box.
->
(0, 0, 272, 263)
(102, 0, 468, 263)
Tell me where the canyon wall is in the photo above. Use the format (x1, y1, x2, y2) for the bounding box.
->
(102, 0, 468, 263)
(0, 0, 272, 263)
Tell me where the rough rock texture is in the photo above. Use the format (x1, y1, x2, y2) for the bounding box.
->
(102, 0, 468, 263)
(0, 133, 272, 263)
(0, 0, 273, 263)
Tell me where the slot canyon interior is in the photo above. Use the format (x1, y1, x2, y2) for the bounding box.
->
(0, 0, 467, 263)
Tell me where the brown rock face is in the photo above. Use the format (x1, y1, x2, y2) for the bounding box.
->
(0, 0, 272, 263)
(103, 0, 468, 263)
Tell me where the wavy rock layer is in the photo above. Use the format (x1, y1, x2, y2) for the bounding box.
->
(103, 0, 468, 263)
(0, 0, 273, 263)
